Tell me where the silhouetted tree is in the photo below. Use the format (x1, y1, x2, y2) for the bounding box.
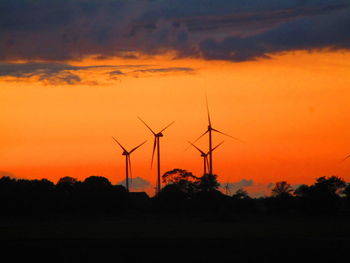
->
(82, 176, 112, 189)
(1, 172, 349, 217)
(194, 174, 227, 212)
(294, 184, 309, 197)
(271, 181, 293, 197)
(0, 176, 17, 214)
(56, 177, 80, 193)
(160, 169, 200, 196)
(197, 174, 220, 192)
(295, 176, 346, 214)
(343, 183, 350, 209)
(78, 176, 116, 214)
(230, 188, 257, 214)
(263, 181, 296, 214)
(156, 169, 199, 211)
(13, 178, 56, 215)
(156, 184, 191, 211)
(162, 169, 198, 185)
(56, 176, 81, 213)
(232, 188, 250, 200)
(57, 176, 78, 186)
(0, 176, 16, 185)
(314, 176, 346, 195)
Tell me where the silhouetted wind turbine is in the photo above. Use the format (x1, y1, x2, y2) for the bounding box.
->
(224, 179, 231, 195)
(188, 140, 224, 175)
(192, 97, 243, 175)
(112, 137, 146, 192)
(138, 117, 174, 194)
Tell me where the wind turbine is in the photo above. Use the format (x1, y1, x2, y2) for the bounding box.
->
(112, 137, 146, 192)
(187, 140, 224, 175)
(192, 97, 243, 175)
(224, 180, 231, 195)
(138, 117, 174, 194)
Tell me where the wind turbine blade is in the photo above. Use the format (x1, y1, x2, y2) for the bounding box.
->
(160, 121, 175, 133)
(129, 140, 147, 154)
(208, 140, 224, 154)
(151, 137, 157, 169)
(112, 137, 128, 152)
(341, 154, 350, 163)
(205, 156, 209, 172)
(211, 128, 244, 143)
(187, 141, 206, 155)
(128, 156, 132, 186)
(137, 116, 156, 135)
(206, 94, 212, 127)
(185, 130, 208, 151)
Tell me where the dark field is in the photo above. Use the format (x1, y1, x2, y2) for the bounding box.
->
(1, 214, 350, 262)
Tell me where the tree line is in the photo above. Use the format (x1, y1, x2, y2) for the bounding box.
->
(0, 170, 349, 216)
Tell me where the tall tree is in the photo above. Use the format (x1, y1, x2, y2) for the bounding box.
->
(271, 181, 293, 197)
(197, 174, 220, 192)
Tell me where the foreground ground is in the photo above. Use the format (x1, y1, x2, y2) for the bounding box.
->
(1, 214, 349, 262)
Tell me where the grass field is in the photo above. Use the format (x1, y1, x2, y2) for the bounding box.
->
(1, 214, 349, 262)
(1, 213, 350, 240)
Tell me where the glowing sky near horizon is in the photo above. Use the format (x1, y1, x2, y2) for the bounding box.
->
(1, 51, 350, 195)
(1, 0, 350, 196)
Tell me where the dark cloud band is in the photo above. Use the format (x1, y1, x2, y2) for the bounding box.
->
(0, 0, 349, 62)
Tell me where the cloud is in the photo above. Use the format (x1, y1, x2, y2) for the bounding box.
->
(198, 5, 350, 61)
(221, 179, 275, 198)
(0, 62, 195, 84)
(109, 70, 124, 76)
(0, 62, 96, 84)
(220, 179, 253, 195)
(118, 176, 151, 191)
(128, 67, 195, 77)
(267, 183, 274, 189)
(221, 179, 253, 191)
(132, 67, 194, 74)
(0, 0, 349, 62)
(0, 171, 16, 178)
(109, 66, 194, 78)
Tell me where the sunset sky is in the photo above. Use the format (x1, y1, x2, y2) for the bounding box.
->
(1, 0, 350, 196)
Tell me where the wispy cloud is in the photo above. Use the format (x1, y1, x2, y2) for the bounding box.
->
(118, 176, 151, 191)
(132, 67, 194, 74)
(0, 171, 16, 178)
(0, 62, 195, 84)
(0, 62, 85, 84)
(221, 179, 274, 198)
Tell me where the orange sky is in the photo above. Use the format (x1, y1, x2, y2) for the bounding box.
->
(1, 50, 350, 195)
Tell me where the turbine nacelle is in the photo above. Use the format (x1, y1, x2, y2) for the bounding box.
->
(188, 140, 224, 157)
